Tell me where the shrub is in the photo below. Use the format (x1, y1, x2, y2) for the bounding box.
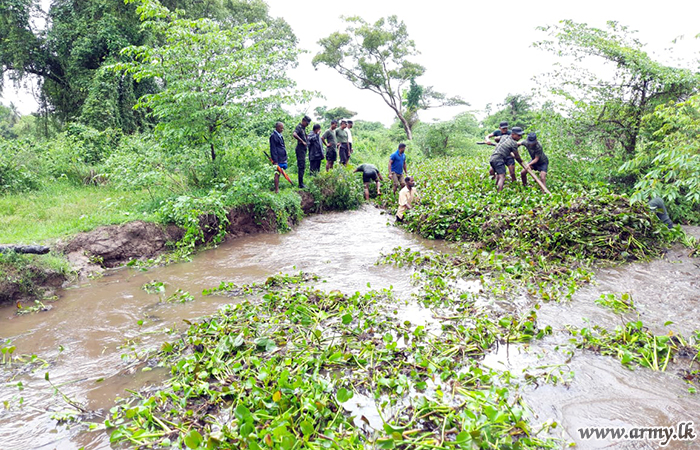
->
(0, 139, 40, 194)
(306, 167, 364, 212)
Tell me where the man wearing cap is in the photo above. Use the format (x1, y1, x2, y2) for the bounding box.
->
(486, 121, 517, 182)
(322, 120, 338, 171)
(489, 127, 525, 192)
(293, 115, 311, 189)
(519, 132, 549, 190)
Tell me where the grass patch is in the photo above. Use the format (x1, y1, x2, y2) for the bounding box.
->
(0, 181, 161, 244)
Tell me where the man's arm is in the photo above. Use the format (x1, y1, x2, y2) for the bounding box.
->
(485, 132, 496, 145)
(293, 129, 307, 146)
(403, 160, 408, 175)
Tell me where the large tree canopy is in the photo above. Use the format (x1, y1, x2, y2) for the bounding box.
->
(113, 0, 307, 162)
(0, 0, 297, 129)
(313, 15, 466, 140)
(533, 20, 700, 155)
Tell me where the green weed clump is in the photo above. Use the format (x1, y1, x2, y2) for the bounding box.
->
(306, 167, 364, 212)
(397, 158, 683, 263)
(106, 276, 557, 450)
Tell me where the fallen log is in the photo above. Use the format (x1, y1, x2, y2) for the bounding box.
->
(0, 245, 51, 255)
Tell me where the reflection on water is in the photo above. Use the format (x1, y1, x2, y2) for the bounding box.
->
(0, 211, 698, 450)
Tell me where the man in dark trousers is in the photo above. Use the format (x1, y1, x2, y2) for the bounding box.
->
(336, 120, 350, 165)
(354, 163, 384, 200)
(519, 132, 549, 189)
(322, 120, 338, 171)
(486, 121, 516, 182)
(489, 127, 525, 192)
(270, 121, 288, 194)
(293, 115, 311, 188)
(308, 123, 324, 175)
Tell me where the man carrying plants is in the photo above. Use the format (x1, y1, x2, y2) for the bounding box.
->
(396, 176, 417, 222)
(389, 143, 408, 193)
(354, 163, 384, 200)
(270, 122, 288, 194)
(322, 120, 338, 171)
(292, 115, 311, 189)
(489, 127, 525, 192)
(518, 132, 549, 190)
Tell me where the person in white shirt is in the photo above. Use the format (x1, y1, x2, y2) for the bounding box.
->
(396, 176, 417, 222)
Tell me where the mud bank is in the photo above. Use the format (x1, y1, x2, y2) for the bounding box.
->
(1, 192, 318, 306)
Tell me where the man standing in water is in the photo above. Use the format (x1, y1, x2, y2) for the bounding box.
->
(489, 127, 525, 192)
(354, 163, 383, 200)
(519, 132, 549, 190)
(336, 120, 350, 166)
(292, 115, 311, 188)
(396, 176, 417, 222)
(269, 122, 288, 194)
(389, 143, 408, 193)
(322, 120, 338, 171)
(308, 124, 324, 175)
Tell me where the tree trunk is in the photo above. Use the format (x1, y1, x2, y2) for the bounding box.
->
(396, 112, 413, 140)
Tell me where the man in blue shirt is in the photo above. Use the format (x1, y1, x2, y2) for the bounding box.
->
(388, 143, 408, 193)
(270, 121, 288, 194)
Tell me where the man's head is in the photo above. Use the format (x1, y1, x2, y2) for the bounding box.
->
(275, 122, 284, 133)
(313, 124, 321, 133)
(511, 127, 524, 140)
(527, 132, 537, 142)
(340, 120, 347, 129)
(347, 120, 353, 129)
(398, 143, 406, 154)
(301, 115, 311, 127)
(405, 176, 415, 189)
(330, 120, 338, 130)
(499, 121, 508, 132)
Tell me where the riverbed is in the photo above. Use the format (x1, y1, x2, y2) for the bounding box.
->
(1, 207, 698, 449)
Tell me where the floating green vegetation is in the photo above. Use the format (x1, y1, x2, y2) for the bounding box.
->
(105, 276, 558, 449)
(567, 321, 700, 372)
(595, 292, 635, 314)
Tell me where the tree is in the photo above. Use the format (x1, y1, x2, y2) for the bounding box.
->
(313, 106, 357, 123)
(415, 112, 481, 158)
(533, 20, 700, 155)
(313, 15, 465, 140)
(113, 0, 306, 163)
(482, 94, 535, 132)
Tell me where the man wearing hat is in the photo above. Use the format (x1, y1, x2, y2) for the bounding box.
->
(519, 132, 549, 190)
(489, 127, 525, 192)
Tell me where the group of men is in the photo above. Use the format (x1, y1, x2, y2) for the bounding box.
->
(269, 117, 416, 221)
(485, 121, 549, 192)
(269, 116, 357, 193)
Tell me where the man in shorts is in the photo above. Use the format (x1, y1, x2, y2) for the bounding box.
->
(518, 132, 549, 189)
(269, 121, 288, 194)
(354, 163, 384, 200)
(486, 121, 516, 182)
(322, 120, 338, 171)
(489, 127, 525, 192)
(388, 143, 408, 193)
(336, 120, 350, 165)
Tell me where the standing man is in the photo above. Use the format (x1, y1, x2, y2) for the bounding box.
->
(489, 127, 525, 192)
(322, 120, 338, 171)
(486, 121, 516, 182)
(347, 120, 354, 161)
(388, 143, 408, 193)
(269, 121, 288, 194)
(336, 120, 350, 165)
(308, 123, 324, 175)
(396, 176, 417, 222)
(354, 163, 383, 200)
(293, 115, 311, 189)
(519, 132, 549, 189)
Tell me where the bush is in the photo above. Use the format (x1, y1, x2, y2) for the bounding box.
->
(0, 139, 40, 194)
(306, 167, 364, 212)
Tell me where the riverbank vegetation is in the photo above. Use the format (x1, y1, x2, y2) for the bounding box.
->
(1, 0, 699, 447)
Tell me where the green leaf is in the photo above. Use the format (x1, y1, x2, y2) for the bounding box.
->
(184, 430, 203, 449)
(336, 388, 353, 403)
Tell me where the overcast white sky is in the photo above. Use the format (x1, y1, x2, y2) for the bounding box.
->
(2, 0, 699, 124)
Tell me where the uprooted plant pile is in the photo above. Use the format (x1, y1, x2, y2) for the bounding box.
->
(398, 158, 684, 263)
(105, 273, 559, 449)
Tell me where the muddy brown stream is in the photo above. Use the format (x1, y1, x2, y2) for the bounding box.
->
(1, 208, 698, 449)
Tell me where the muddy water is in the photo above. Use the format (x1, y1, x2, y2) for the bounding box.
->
(0, 206, 447, 450)
(1, 211, 699, 449)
